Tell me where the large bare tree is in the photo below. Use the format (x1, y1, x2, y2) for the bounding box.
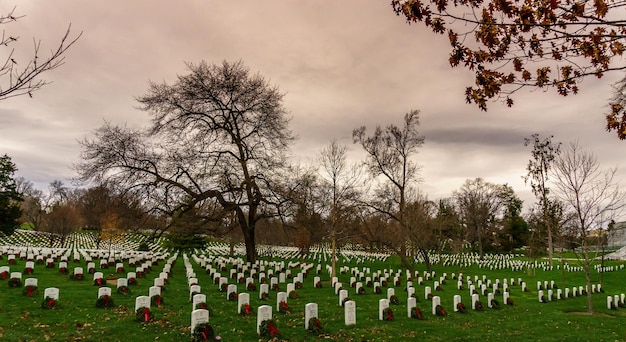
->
(353, 110, 427, 270)
(552, 142, 625, 313)
(77, 60, 294, 262)
(1, 6, 81, 101)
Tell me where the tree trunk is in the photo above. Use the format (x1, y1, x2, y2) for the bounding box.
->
(547, 222, 553, 268)
(420, 247, 432, 273)
(331, 229, 337, 280)
(583, 246, 594, 313)
(242, 225, 257, 263)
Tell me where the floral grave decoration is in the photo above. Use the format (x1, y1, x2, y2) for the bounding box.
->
(24, 266, 34, 275)
(427, 293, 434, 301)
(383, 307, 394, 321)
(389, 295, 399, 305)
(435, 285, 443, 291)
(70, 273, 84, 281)
(23, 284, 38, 297)
(41, 296, 57, 310)
(117, 286, 130, 295)
(192, 323, 220, 341)
(411, 307, 424, 319)
(315, 281, 322, 288)
(279, 300, 291, 314)
(135, 307, 153, 322)
(341, 297, 352, 307)
(366, 280, 372, 287)
(272, 283, 280, 291)
(219, 283, 227, 292)
(289, 290, 299, 299)
(0, 270, 9, 280)
(375, 286, 382, 294)
(295, 281, 302, 289)
(228, 292, 238, 301)
(358, 287, 366, 295)
(491, 299, 501, 309)
(259, 319, 281, 338)
(474, 301, 484, 311)
(506, 297, 514, 306)
(93, 278, 104, 286)
(435, 304, 447, 316)
(457, 302, 468, 313)
(239, 303, 253, 316)
(59, 267, 68, 275)
(307, 317, 324, 335)
(8, 276, 22, 288)
(247, 282, 256, 292)
(260, 292, 269, 301)
(96, 295, 114, 308)
(128, 277, 137, 286)
(151, 295, 164, 306)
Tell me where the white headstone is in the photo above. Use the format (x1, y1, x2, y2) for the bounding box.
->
(387, 288, 395, 300)
(471, 293, 480, 310)
(227, 284, 237, 300)
(378, 298, 389, 321)
(407, 297, 416, 318)
(277, 291, 288, 311)
(345, 300, 356, 326)
(432, 296, 441, 315)
(304, 303, 318, 330)
(425, 286, 432, 300)
(97, 286, 111, 298)
(135, 295, 150, 311)
(259, 283, 269, 299)
(487, 293, 494, 308)
(25, 278, 38, 287)
(339, 289, 348, 306)
(257, 305, 272, 335)
(191, 309, 210, 331)
(453, 294, 461, 312)
(44, 287, 59, 300)
(149, 286, 161, 298)
(189, 285, 201, 301)
(238, 293, 251, 314)
(192, 293, 206, 308)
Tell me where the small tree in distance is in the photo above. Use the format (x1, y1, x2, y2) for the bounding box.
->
(552, 142, 625, 313)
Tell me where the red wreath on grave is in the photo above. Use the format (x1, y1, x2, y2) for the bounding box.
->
(247, 282, 256, 291)
(411, 307, 424, 319)
(436, 304, 447, 316)
(23, 285, 38, 297)
(59, 267, 68, 275)
(358, 287, 366, 295)
(151, 295, 163, 306)
(219, 283, 227, 292)
(375, 286, 382, 294)
(135, 307, 153, 322)
(228, 292, 238, 301)
(307, 317, 324, 334)
(240, 303, 252, 316)
(279, 300, 290, 314)
(315, 281, 322, 288)
(259, 319, 281, 338)
(389, 295, 399, 305)
(457, 302, 468, 313)
(289, 290, 299, 299)
(295, 281, 302, 289)
(96, 294, 114, 308)
(8, 277, 21, 287)
(93, 278, 103, 286)
(0, 271, 9, 280)
(25, 267, 33, 275)
(41, 296, 57, 310)
(192, 323, 220, 341)
(383, 307, 394, 321)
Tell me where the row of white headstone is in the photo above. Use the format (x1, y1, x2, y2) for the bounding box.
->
(538, 283, 603, 302)
(606, 293, 625, 309)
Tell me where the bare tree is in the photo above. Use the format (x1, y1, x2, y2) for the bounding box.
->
(552, 142, 625, 313)
(318, 139, 362, 279)
(454, 178, 507, 258)
(524, 134, 562, 266)
(1, 6, 81, 101)
(353, 110, 427, 270)
(77, 60, 294, 263)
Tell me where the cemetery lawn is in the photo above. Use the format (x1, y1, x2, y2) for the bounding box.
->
(1, 255, 625, 342)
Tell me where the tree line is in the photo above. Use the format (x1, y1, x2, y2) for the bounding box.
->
(2, 61, 622, 276)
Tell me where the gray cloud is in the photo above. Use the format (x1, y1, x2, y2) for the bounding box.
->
(1, 0, 625, 216)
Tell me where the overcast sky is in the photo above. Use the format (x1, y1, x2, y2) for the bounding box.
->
(2, 1, 625, 216)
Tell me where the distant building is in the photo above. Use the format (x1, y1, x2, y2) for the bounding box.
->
(607, 221, 626, 247)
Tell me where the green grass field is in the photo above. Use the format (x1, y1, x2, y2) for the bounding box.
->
(0, 251, 625, 342)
